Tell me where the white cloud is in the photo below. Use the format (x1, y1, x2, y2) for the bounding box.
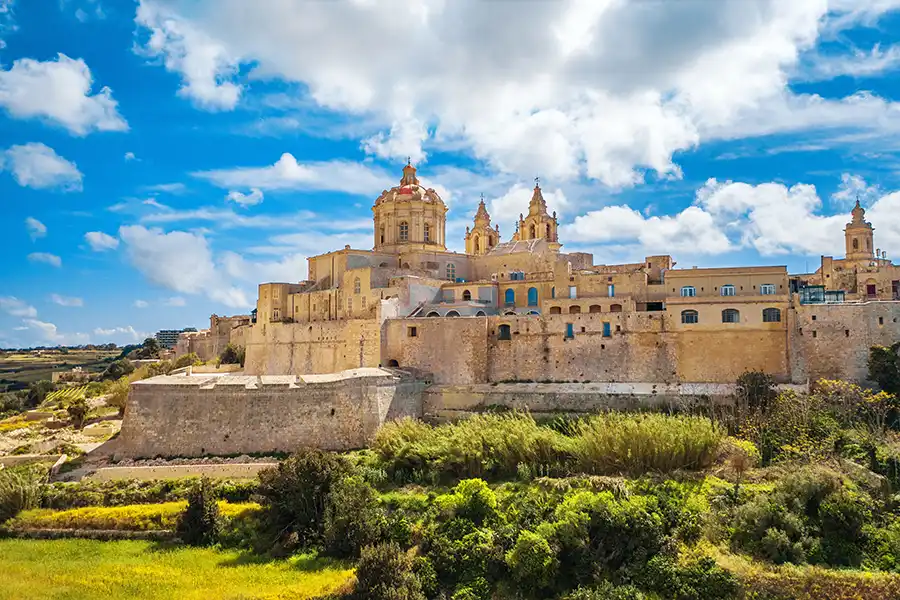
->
(225, 188, 263, 206)
(133, 299, 149, 308)
(22, 318, 89, 345)
(3, 143, 83, 191)
(25, 217, 46, 240)
(85, 231, 120, 251)
(193, 153, 394, 195)
(124, 151, 136, 161)
(28, 252, 62, 267)
(50, 294, 83, 307)
(143, 182, 186, 194)
(133, 0, 900, 187)
(831, 173, 881, 207)
(490, 183, 570, 223)
(164, 296, 186, 307)
(0, 297, 37, 318)
(92, 325, 142, 343)
(135, 1, 242, 110)
(800, 43, 900, 81)
(118, 225, 251, 308)
(0, 53, 127, 135)
(220, 252, 308, 283)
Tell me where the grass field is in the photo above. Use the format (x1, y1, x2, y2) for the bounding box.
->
(0, 539, 354, 600)
(0, 351, 118, 392)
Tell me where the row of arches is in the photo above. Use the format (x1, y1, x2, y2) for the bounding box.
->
(548, 304, 622, 315)
(681, 308, 781, 324)
(380, 221, 438, 244)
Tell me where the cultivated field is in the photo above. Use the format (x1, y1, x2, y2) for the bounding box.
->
(0, 350, 119, 391)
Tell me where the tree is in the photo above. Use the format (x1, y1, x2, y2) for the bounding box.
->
(219, 344, 245, 366)
(736, 370, 777, 413)
(105, 377, 130, 417)
(354, 543, 425, 600)
(172, 352, 201, 370)
(177, 478, 222, 546)
(869, 343, 900, 397)
(25, 380, 55, 408)
(102, 358, 134, 381)
(67, 398, 89, 430)
(134, 337, 162, 360)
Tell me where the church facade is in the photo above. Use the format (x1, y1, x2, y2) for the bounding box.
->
(179, 164, 900, 386)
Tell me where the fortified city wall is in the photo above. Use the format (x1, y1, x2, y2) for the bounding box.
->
(116, 368, 425, 459)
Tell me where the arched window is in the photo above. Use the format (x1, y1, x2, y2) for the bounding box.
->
(551, 287, 556, 299)
(527, 310, 539, 315)
(760, 284, 776, 295)
(472, 234, 479, 252)
(475, 311, 486, 317)
(853, 238, 859, 250)
(426, 311, 440, 317)
(721, 285, 735, 297)
(378, 262, 388, 267)
(681, 310, 698, 324)
(589, 305, 602, 313)
(446, 311, 460, 317)
(569, 305, 581, 314)
(446, 263, 456, 281)
(546, 223, 552, 239)
(529, 224, 536, 238)
(379, 226, 385, 244)
(353, 277, 361, 294)
(399, 221, 409, 241)
(498, 324, 511, 340)
(401, 262, 410, 269)
(463, 289, 472, 301)
(722, 308, 740, 323)
(763, 308, 781, 323)
(387, 359, 400, 367)
(527, 287, 538, 306)
(680, 286, 696, 297)
(504, 289, 515, 305)
(609, 304, 622, 313)
(424, 223, 431, 242)
(549, 306, 561, 315)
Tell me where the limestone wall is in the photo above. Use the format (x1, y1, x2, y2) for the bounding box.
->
(116, 369, 425, 459)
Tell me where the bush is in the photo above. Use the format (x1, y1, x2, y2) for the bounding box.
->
(102, 358, 134, 381)
(505, 530, 558, 594)
(105, 377, 130, 416)
(26, 380, 56, 408)
(172, 352, 202, 370)
(353, 543, 425, 600)
(219, 344, 245, 366)
(256, 449, 350, 549)
(562, 582, 648, 600)
(736, 370, 777, 413)
(0, 467, 43, 524)
(41, 478, 258, 509)
(322, 476, 387, 558)
(869, 343, 900, 397)
(640, 555, 739, 600)
(66, 398, 89, 430)
(177, 478, 223, 546)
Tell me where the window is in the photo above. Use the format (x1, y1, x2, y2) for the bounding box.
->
(722, 308, 740, 323)
(424, 223, 431, 242)
(463, 289, 472, 301)
(680, 286, 696, 297)
(446, 311, 460, 317)
(546, 223, 552, 239)
(530, 224, 536, 238)
(569, 305, 581, 314)
(569, 286, 577, 299)
(589, 305, 602, 313)
(551, 287, 556, 299)
(762, 308, 781, 323)
(549, 306, 561, 315)
(347, 297, 352, 312)
(505, 288, 515, 305)
(565, 323, 574, 339)
(407, 326, 417, 337)
(603, 322, 611, 337)
(681, 310, 698, 324)
(399, 221, 409, 241)
(426, 311, 440, 317)
(273, 308, 280, 321)
(472, 234, 479, 252)
(446, 263, 456, 281)
(379, 226, 385, 244)
(721, 285, 736, 296)
(498, 324, 512, 340)
(853, 238, 859, 250)
(353, 277, 361, 294)
(475, 311, 486, 316)
(760, 284, 776, 295)
(527, 287, 538, 306)
(608, 284, 615, 297)
(609, 304, 622, 313)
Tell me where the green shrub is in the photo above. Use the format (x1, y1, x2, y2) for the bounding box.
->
(105, 377, 130, 416)
(66, 397, 89, 430)
(219, 344, 245, 366)
(736, 370, 778, 413)
(101, 358, 134, 381)
(177, 478, 222, 546)
(256, 449, 350, 549)
(562, 582, 648, 600)
(640, 555, 739, 600)
(0, 467, 43, 524)
(172, 353, 202, 370)
(353, 543, 425, 600)
(322, 476, 386, 558)
(41, 478, 257, 509)
(818, 489, 872, 566)
(505, 530, 558, 594)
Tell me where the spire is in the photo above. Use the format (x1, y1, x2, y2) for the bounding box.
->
(528, 178, 548, 217)
(400, 160, 418, 186)
(850, 197, 867, 226)
(474, 193, 490, 224)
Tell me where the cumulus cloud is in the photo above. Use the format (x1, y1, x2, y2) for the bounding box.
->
(27, 252, 62, 267)
(0, 296, 37, 318)
(124, 151, 136, 161)
(0, 53, 127, 135)
(22, 318, 89, 345)
(164, 296, 186, 306)
(133, 299, 149, 308)
(133, 0, 900, 187)
(220, 251, 307, 283)
(50, 294, 83, 307)
(93, 326, 141, 343)
(85, 231, 120, 251)
(3, 143, 83, 191)
(193, 153, 394, 196)
(800, 43, 900, 81)
(490, 183, 570, 223)
(831, 173, 881, 207)
(143, 182, 186, 194)
(225, 188, 263, 206)
(118, 225, 251, 308)
(25, 216, 46, 240)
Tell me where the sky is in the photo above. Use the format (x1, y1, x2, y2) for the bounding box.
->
(3, 0, 900, 347)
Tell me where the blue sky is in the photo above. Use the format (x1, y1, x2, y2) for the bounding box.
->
(3, 0, 900, 347)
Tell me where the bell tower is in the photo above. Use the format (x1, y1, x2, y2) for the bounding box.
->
(465, 195, 500, 256)
(845, 199, 874, 263)
(516, 178, 561, 250)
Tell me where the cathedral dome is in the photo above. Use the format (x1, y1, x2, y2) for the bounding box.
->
(374, 163, 446, 207)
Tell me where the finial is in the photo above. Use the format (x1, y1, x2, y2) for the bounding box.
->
(407, 156, 411, 167)
(480, 192, 484, 202)
(855, 195, 861, 208)
(534, 176, 540, 188)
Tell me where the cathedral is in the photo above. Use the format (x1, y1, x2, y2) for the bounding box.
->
(178, 163, 900, 388)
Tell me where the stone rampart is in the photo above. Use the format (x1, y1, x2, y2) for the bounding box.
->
(116, 368, 425, 459)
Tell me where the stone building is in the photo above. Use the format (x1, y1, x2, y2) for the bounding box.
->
(177, 164, 900, 387)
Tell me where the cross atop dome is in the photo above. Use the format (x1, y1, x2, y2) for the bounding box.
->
(400, 160, 418, 186)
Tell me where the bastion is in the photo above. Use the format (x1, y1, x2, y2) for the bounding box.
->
(116, 368, 425, 459)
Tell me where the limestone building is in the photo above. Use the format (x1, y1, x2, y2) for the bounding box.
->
(178, 165, 900, 387)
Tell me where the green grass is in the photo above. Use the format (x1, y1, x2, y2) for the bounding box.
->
(0, 539, 354, 600)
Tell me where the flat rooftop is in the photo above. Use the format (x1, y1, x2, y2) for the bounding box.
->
(132, 367, 399, 388)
